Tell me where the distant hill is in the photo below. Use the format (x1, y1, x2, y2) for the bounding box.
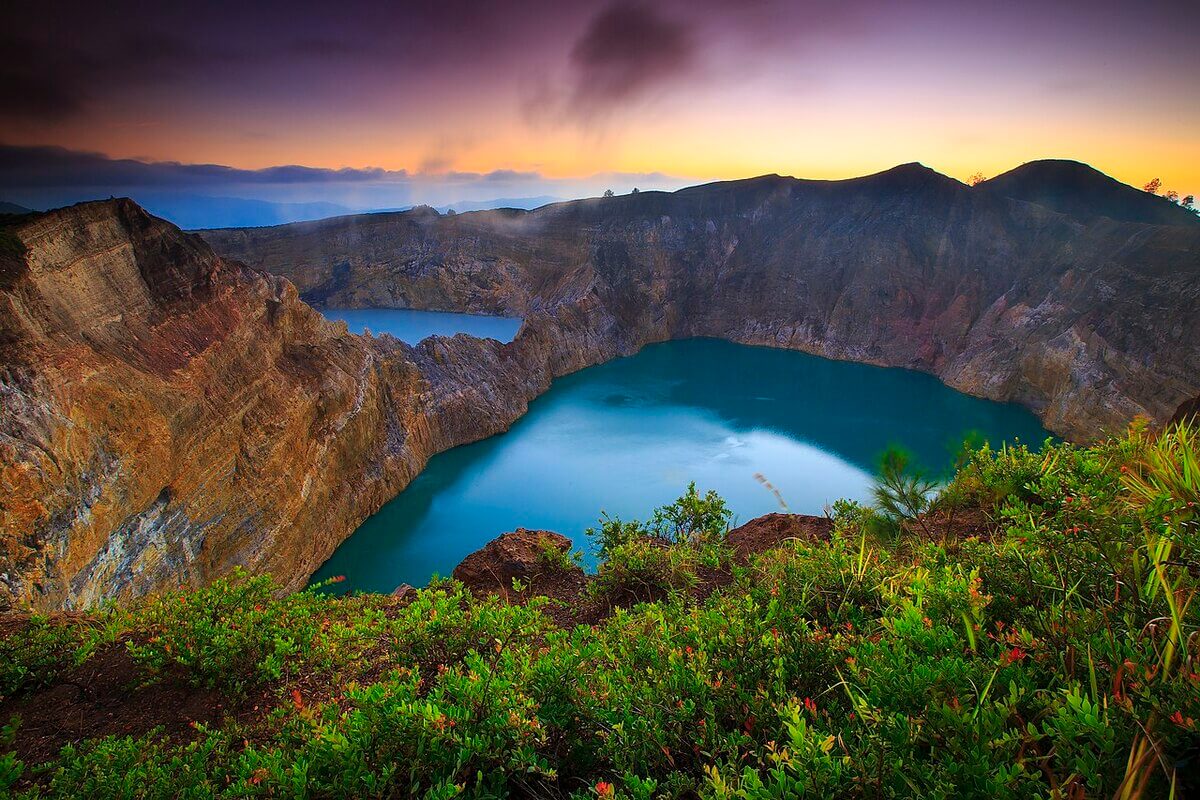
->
(438, 196, 564, 214)
(125, 194, 354, 229)
(166, 195, 570, 229)
(977, 159, 1198, 226)
(0, 201, 32, 215)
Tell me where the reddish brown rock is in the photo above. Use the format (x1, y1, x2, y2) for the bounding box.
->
(451, 529, 582, 598)
(0, 201, 441, 610)
(726, 514, 833, 561)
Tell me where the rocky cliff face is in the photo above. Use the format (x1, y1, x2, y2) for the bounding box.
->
(205, 161, 1200, 440)
(0, 201, 650, 610)
(1, 201, 416, 608)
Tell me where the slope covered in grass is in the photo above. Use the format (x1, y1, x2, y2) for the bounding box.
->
(2, 423, 1198, 798)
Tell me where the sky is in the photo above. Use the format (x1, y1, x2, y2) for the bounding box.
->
(1, 0, 1197, 221)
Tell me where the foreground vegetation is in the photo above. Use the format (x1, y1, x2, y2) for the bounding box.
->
(2, 421, 1198, 798)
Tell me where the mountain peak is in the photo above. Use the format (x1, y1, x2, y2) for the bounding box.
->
(838, 162, 961, 197)
(978, 159, 1197, 226)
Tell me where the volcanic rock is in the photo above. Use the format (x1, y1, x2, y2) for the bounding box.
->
(451, 529, 581, 597)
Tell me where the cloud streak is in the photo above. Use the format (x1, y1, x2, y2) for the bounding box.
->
(0, 144, 696, 222)
(0, 145, 400, 188)
(567, 2, 697, 117)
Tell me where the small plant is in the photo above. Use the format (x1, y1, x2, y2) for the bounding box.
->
(592, 539, 698, 603)
(537, 538, 583, 571)
(649, 482, 732, 544)
(872, 447, 938, 536)
(587, 512, 647, 558)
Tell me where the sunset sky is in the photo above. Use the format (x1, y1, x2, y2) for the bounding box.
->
(2, 0, 1197, 215)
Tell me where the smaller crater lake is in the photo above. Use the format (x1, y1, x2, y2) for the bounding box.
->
(321, 307, 523, 343)
(313, 336, 1050, 594)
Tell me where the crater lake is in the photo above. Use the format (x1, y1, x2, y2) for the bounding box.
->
(312, 337, 1049, 593)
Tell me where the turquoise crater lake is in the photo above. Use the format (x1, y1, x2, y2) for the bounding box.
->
(313, 337, 1050, 594)
(322, 307, 523, 343)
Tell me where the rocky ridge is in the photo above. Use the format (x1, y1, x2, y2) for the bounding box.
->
(203, 160, 1200, 440)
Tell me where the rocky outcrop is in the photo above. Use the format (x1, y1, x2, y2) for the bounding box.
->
(451, 529, 581, 598)
(204, 161, 1200, 441)
(725, 514, 833, 561)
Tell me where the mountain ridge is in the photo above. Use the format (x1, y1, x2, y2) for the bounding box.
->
(203, 159, 1200, 441)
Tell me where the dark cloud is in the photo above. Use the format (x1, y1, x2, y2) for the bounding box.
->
(566, 1, 697, 117)
(0, 37, 89, 123)
(0, 70, 85, 123)
(0, 28, 227, 125)
(0, 145, 401, 188)
(0, 0, 584, 126)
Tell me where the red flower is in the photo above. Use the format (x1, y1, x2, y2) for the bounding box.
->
(330, 575, 346, 584)
(1169, 711, 1195, 728)
(803, 697, 818, 714)
(596, 781, 615, 798)
(1001, 647, 1027, 665)
(292, 689, 305, 711)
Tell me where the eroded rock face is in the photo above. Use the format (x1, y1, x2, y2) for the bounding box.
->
(0, 201, 440, 609)
(205, 162, 1200, 441)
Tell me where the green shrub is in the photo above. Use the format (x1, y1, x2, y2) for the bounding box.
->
(872, 447, 938, 536)
(649, 482, 732, 543)
(5, 424, 1199, 798)
(592, 539, 698, 603)
(125, 570, 382, 693)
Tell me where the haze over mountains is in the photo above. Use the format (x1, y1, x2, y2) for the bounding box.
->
(2, 157, 1197, 610)
(0, 191, 569, 230)
(0, 144, 682, 229)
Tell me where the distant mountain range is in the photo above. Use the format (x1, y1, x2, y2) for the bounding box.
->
(204, 158, 1200, 443)
(144, 194, 569, 229)
(0, 194, 568, 229)
(437, 196, 564, 214)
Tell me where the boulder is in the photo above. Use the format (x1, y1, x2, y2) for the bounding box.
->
(452, 529, 581, 596)
(725, 514, 832, 561)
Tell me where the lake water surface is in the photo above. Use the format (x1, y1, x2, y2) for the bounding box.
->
(312, 337, 1049, 594)
(322, 307, 523, 343)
